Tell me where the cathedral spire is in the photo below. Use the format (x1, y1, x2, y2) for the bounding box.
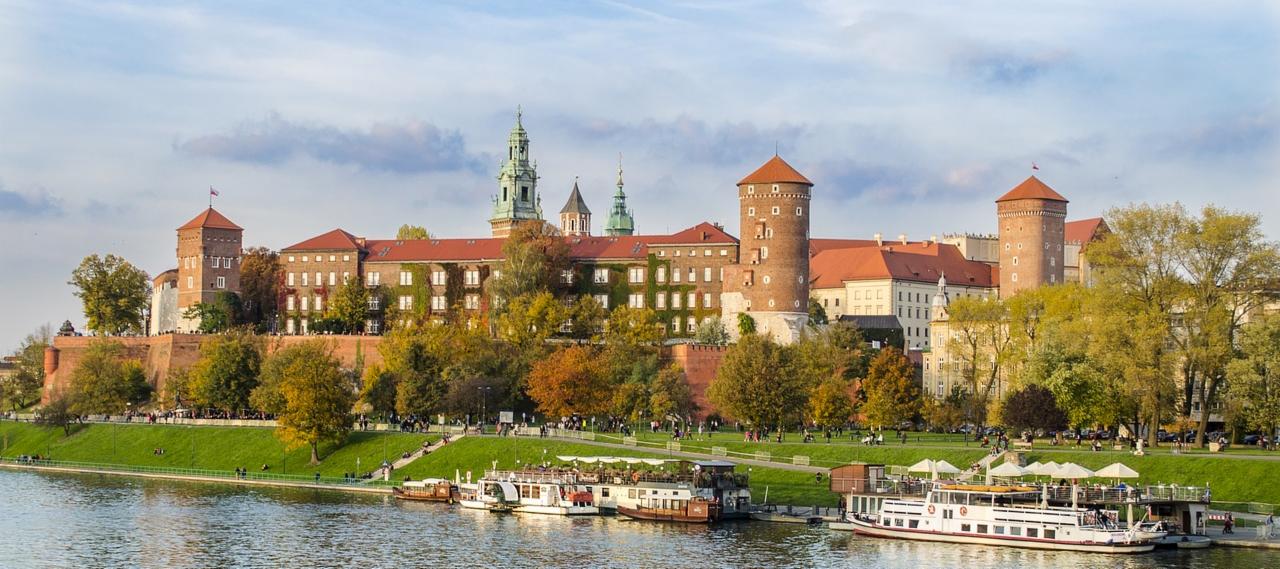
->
(490, 106, 543, 237)
(604, 153, 635, 236)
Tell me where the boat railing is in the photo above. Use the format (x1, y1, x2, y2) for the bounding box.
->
(486, 469, 581, 484)
(848, 478, 928, 496)
(1037, 484, 1208, 504)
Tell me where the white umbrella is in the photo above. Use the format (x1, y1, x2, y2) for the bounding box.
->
(989, 462, 1030, 478)
(1054, 462, 1095, 480)
(1024, 461, 1043, 473)
(1094, 463, 1139, 479)
(556, 456, 578, 462)
(933, 460, 962, 475)
(1029, 461, 1060, 476)
(907, 459, 936, 473)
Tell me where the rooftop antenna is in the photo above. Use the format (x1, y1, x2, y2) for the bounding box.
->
(774, 141, 778, 156)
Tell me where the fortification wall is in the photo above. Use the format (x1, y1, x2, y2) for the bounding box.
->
(669, 343, 728, 420)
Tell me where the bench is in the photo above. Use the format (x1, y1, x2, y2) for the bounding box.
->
(1012, 441, 1034, 450)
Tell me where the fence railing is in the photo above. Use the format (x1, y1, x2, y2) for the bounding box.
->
(0, 457, 390, 488)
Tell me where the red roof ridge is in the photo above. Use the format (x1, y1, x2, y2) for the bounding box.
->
(178, 207, 242, 231)
(283, 228, 362, 251)
(737, 155, 813, 186)
(995, 175, 1068, 203)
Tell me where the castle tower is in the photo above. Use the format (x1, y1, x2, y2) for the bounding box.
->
(604, 156, 635, 236)
(720, 155, 812, 344)
(559, 178, 591, 236)
(175, 207, 243, 332)
(490, 107, 544, 237)
(996, 176, 1067, 297)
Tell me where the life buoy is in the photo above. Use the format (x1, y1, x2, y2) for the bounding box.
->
(927, 505, 936, 515)
(632, 472, 641, 483)
(959, 506, 968, 516)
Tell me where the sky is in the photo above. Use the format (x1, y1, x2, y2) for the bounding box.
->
(1, 0, 1278, 349)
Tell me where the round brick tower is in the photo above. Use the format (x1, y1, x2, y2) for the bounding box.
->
(996, 175, 1068, 297)
(721, 155, 812, 344)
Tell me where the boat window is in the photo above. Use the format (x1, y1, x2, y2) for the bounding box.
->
(908, 520, 919, 529)
(629, 489, 636, 499)
(1010, 527, 1022, 536)
(977, 524, 988, 534)
(994, 526, 1005, 535)
(961, 524, 971, 533)
(895, 518, 904, 527)
(1027, 528, 1038, 538)
(1044, 529, 1056, 540)
(601, 488, 610, 497)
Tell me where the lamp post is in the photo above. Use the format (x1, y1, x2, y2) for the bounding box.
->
(477, 386, 491, 434)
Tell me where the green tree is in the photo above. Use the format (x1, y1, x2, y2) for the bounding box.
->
(239, 247, 282, 331)
(327, 275, 370, 334)
(808, 298, 829, 326)
(1024, 344, 1121, 429)
(66, 341, 151, 415)
(694, 317, 730, 346)
(707, 334, 806, 433)
(3, 325, 51, 411)
(860, 347, 919, 428)
(1226, 314, 1280, 443)
(737, 313, 756, 337)
(488, 222, 571, 304)
(187, 330, 262, 414)
(359, 365, 398, 419)
(808, 377, 855, 430)
(943, 297, 1012, 426)
(182, 292, 242, 333)
(649, 363, 696, 422)
(922, 388, 968, 432)
(396, 224, 432, 240)
(567, 295, 607, 341)
(379, 327, 448, 419)
(998, 384, 1068, 432)
(269, 341, 355, 464)
(69, 254, 150, 335)
(604, 305, 664, 348)
(36, 396, 75, 436)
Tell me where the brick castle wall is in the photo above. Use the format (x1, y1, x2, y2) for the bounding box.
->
(669, 343, 728, 420)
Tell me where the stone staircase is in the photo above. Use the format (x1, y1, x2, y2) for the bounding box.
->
(368, 434, 464, 482)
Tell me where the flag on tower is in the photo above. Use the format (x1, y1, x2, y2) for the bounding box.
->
(1031, 162, 1040, 171)
(210, 186, 220, 197)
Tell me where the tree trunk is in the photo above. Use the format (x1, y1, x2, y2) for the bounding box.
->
(1195, 376, 1220, 448)
(309, 442, 320, 465)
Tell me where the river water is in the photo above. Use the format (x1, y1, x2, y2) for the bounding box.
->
(0, 470, 1267, 568)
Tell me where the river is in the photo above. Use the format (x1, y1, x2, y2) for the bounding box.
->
(0, 470, 1267, 568)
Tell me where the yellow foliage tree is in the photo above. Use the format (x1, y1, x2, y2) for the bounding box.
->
(270, 341, 355, 464)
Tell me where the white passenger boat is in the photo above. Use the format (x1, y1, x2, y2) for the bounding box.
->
(457, 480, 519, 513)
(845, 483, 1163, 554)
(474, 471, 599, 516)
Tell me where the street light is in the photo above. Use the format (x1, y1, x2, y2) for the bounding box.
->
(477, 386, 491, 434)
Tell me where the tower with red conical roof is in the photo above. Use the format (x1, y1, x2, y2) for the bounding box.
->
(175, 207, 243, 331)
(996, 176, 1067, 297)
(720, 155, 812, 344)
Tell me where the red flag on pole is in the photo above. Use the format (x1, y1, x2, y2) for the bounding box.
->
(1031, 162, 1039, 171)
(210, 186, 220, 197)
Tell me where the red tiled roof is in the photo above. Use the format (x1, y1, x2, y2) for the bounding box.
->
(809, 242, 996, 288)
(178, 207, 242, 231)
(1065, 217, 1106, 244)
(995, 176, 1068, 203)
(365, 237, 505, 262)
(644, 222, 738, 245)
(737, 156, 813, 186)
(283, 228, 363, 251)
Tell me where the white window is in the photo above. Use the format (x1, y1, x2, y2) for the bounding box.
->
(672, 293, 682, 309)
(561, 270, 574, 284)
(287, 273, 296, 286)
(628, 294, 644, 308)
(187, 276, 193, 289)
(763, 275, 772, 285)
(747, 185, 755, 193)
(1012, 256, 1019, 266)
(398, 295, 412, 310)
(672, 316, 681, 331)
(689, 249, 697, 257)
(703, 293, 712, 308)
(302, 273, 309, 286)
(687, 268, 696, 282)
(796, 207, 803, 216)
(301, 297, 310, 311)
(212, 257, 220, 268)
(216, 276, 226, 289)
(288, 256, 295, 263)
(720, 249, 728, 256)
(687, 292, 696, 308)
(286, 319, 295, 334)
(771, 206, 780, 215)
(687, 316, 697, 333)
(400, 271, 412, 286)
(328, 272, 336, 286)
(765, 228, 773, 239)
(315, 296, 322, 311)
(772, 184, 779, 193)
(593, 268, 609, 284)
(704, 249, 711, 256)
(493, 269, 502, 280)
(656, 294, 666, 309)
(432, 271, 447, 286)
(594, 294, 609, 309)
(315, 273, 321, 287)
(657, 250, 665, 257)
(286, 296, 295, 311)
(761, 247, 769, 259)
(367, 272, 381, 286)
(629, 267, 645, 283)
(368, 297, 381, 310)
(465, 294, 480, 310)
(1011, 273, 1018, 282)
(302, 256, 309, 262)
(329, 255, 336, 262)
(342, 271, 350, 283)
(673, 268, 682, 283)
(343, 255, 350, 262)
(431, 296, 447, 310)
(703, 267, 712, 282)
(656, 267, 666, 282)
(465, 270, 481, 286)
(300, 318, 308, 334)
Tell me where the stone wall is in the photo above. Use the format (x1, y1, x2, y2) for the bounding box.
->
(669, 343, 729, 420)
(43, 334, 385, 405)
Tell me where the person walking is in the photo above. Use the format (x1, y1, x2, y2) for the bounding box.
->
(1267, 513, 1275, 538)
(1223, 512, 1234, 535)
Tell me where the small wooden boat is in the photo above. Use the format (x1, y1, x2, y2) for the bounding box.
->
(617, 496, 721, 523)
(393, 479, 459, 503)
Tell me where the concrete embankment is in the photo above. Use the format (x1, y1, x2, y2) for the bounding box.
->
(0, 461, 392, 495)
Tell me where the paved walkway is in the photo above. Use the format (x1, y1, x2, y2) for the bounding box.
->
(487, 433, 826, 474)
(368, 434, 466, 481)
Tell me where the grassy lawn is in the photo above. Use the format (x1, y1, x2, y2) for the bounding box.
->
(1020, 449, 1280, 505)
(0, 421, 432, 478)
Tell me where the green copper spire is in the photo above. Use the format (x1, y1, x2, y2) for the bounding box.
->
(490, 106, 543, 235)
(604, 153, 635, 236)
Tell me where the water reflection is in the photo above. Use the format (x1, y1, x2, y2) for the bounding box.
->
(0, 471, 1263, 568)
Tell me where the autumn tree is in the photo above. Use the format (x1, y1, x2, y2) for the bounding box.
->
(707, 334, 807, 433)
(567, 295, 607, 341)
(527, 345, 611, 418)
(36, 396, 75, 436)
(3, 325, 51, 411)
(1225, 314, 1280, 444)
(808, 377, 855, 430)
(649, 363, 696, 423)
(396, 224, 431, 240)
(488, 222, 571, 304)
(69, 254, 150, 335)
(379, 326, 448, 419)
(604, 305, 664, 348)
(921, 388, 968, 432)
(187, 330, 262, 414)
(943, 297, 1012, 426)
(359, 365, 398, 419)
(267, 341, 355, 464)
(793, 321, 867, 386)
(66, 341, 151, 415)
(860, 347, 919, 428)
(326, 275, 370, 334)
(239, 247, 282, 331)
(999, 384, 1068, 432)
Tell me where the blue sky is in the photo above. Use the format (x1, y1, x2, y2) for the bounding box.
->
(1, 1, 1277, 348)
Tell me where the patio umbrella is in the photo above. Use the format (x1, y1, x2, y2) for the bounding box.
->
(1029, 461, 1060, 477)
(1094, 462, 1139, 479)
(933, 460, 962, 475)
(1054, 462, 1095, 480)
(907, 459, 936, 473)
(989, 462, 1029, 478)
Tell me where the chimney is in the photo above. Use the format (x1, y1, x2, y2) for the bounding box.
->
(929, 235, 938, 246)
(899, 234, 908, 245)
(874, 232, 883, 246)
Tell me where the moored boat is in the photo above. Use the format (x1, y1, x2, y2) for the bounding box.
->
(393, 478, 459, 503)
(617, 496, 721, 523)
(475, 471, 599, 516)
(845, 483, 1163, 554)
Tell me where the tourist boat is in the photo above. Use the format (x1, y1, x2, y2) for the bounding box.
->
(544, 457, 752, 521)
(844, 483, 1164, 554)
(471, 471, 599, 516)
(393, 478, 459, 503)
(617, 496, 721, 523)
(457, 480, 519, 513)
